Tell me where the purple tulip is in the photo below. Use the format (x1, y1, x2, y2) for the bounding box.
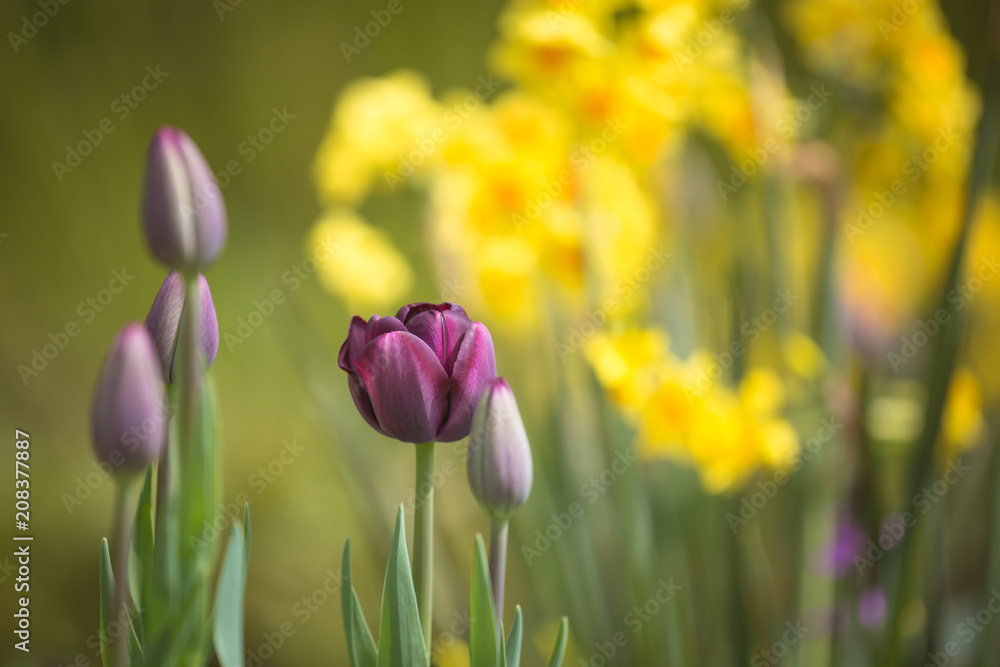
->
(91, 323, 167, 473)
(144, 271, 219, 383)
(143, 127, 227, 270)
(857, 588, 887, 628)
(339, 302, 497, 443)
(823, 517, 867, 578)
(467, 377, 533, 519)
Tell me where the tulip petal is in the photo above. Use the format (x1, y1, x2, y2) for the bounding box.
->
(199, 274, 219, 369)
(338, 316, 369, 373)
(396, 302, 468, 324)
(91, 324, 166, 471)
(355, 331, 450, 443)
(144, 271, 186, 380)
(348, 373, 387, 436)
(365, 315, 406, 342)
(176, 131, 227, 266)
(404, 308, 473, 373)
(436, 323, 497, 442)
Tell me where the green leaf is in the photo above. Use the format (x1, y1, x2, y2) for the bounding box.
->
(500, 623, 506, 667)
(143, 585, 205, 667)
(213, 525, 247, 667)
(377, 506, 427, 667)
(99, 538, 114, 667)
(469, 535, 499, 667)
(150, 399, 181, 638)
(128, 616, 144, 666)
(133, 466, 154, 635)
(342, 538, 378, 667)
(242, 503, 252, 577)
(546, 618, 569, 667)
(504, 607, 523, 667)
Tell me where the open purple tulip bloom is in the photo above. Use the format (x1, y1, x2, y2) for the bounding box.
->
(339, 302, 497, 443)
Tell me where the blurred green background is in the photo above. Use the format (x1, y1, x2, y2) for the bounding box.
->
(0, 0, 994, 665)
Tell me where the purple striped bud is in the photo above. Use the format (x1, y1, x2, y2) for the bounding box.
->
(467, 378, 533, 520)
(144, 271, 219, 383)
(143, 127, 227, 270)
(91, 324, 167, 473)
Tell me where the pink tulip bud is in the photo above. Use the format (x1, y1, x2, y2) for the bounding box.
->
(91, 323, 167, 473)
(143, 127, 227, 270)
(467, 378, 533, 520)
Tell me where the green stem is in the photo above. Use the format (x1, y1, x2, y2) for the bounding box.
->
(412, 442, 435, 660)
(112, 476, 134, 667)
(488, 518, 509, 637)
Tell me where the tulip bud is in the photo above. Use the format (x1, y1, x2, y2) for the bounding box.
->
(467, 378, 533, 520)
(144, 271, 219, 383)
(91, 323, 167, 473)
(143, 127, 227, 270)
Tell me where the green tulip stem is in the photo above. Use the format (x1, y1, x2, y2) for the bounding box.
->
(111, 475, 134, 667)
(489, 517, 509, 637)
(413, 441, 435, 659)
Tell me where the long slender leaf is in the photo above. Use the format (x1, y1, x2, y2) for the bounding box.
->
(505, 606, 523, 667)
(377, 506, 427, 667)
(99, 538, 114, 667)
(469, 535, 499, 667)
(342, 538, 378, 667)
(213, 525, 247, 667)
(133, 466, 154, 637)
(546, 618, 569, 667)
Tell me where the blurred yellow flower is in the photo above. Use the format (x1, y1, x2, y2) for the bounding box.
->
(313, 70, 443, 205)
(941, 367, 984, 456)
(434, 639, 471, 667)
(308, 209, 413, 311)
